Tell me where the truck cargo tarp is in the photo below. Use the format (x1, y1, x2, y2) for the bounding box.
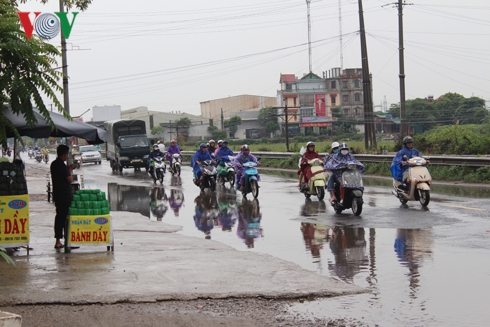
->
(3, 109, 108, 144)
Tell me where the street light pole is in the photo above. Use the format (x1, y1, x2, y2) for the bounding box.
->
(284, 98, 290, 152)
(59, 0, 70, 116)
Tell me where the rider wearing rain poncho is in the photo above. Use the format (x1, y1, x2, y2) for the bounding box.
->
(215, 141, 235, 163)
(390, 136, 423, 186)
(324, 143, 365, 202)
(191, 143, 213, 183)
(233, 144, 260, 191)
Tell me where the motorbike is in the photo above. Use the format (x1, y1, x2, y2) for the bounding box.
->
(216, 156, 235, 188)
(169, 153, 182, 177)
(150, 156, 166, 184)
(331, 163, 364, 216)
(35, 151, 43, 163)
(43, 153, 49, 164)
(240, 161, 259, 199)
(300, 158, 326, 201)
(73, 152, 82, 169)
(28, 149, 35, 159)
(391, 156, 431, 207)
(194, 160, 217, 192)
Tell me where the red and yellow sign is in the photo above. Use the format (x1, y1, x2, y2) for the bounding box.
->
(0, 195, 30, 246)
(68, 214, 112, 246)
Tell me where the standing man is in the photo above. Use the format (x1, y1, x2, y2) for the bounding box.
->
(50, 145, 74, 249)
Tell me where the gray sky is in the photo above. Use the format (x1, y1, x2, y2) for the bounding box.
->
(20, 0, 490, 120)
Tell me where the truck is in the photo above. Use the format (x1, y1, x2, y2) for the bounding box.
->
(104, 119, 150, 173)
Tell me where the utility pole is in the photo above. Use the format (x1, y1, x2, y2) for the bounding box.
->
(398, 0, 410, 139)
(338, 0, 344, 70)
(284, 99, 290, 152)
(221, 108, 224, 130)
(59, 0, 70, 116)
(306, 0, 312, 73)
(358, 0, 376, 149)
(169, 120, 172, 140)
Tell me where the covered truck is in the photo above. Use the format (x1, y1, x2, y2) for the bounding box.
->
(104, 119, 150, 173)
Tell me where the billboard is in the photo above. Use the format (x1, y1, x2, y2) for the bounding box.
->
(93, 105, 121, 122)
(315, 94, 326, 117)
(0, 195, 30, 247)
(68, 214, 112, 246)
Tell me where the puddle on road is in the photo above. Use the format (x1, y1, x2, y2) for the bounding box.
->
(261, 169, 490, 198)
(101, 176, 490, 327)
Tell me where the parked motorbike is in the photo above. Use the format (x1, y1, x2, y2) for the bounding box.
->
(35, 151, 42, 163)
(194, 160, 217, 192)
(43, 153, 49, 164)
(150, 156, 166, 184)
(300, 158, 326, 201)
(28, 149, 35, 159)
(217, 156, 235, 188)
(240, 161, 259, 199)
(391, 156, 431, 207)
(169, 153, 182, 177)
(331, 163, 364, 216)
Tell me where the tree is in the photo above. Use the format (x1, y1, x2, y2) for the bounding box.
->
(455, 97, 487, 125)
(0, 2, 66, 147)
(258, 107, 279, 135)
(18, 0, 92, 10)
(174, 117, 192, 140)
(224, 116, 242, 138)
(207, 125, 226, 140)
(151, 126, 165, 140)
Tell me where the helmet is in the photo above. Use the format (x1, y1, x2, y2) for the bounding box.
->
(403, 136, 414, 144)
(217, 140, 223, 144)
(306, 141, 315, 147)
(209, 139, 215, 144)
(242, 144, 250, 150)
(222, 140, 228, 145)
(199, 143, 208, 149)
(157, 140, 162, 144)
(153, 144, 158, 147)
(171, 139, 176, 143)
(339, 142, 349, 150)
(331, 141, 340, 149)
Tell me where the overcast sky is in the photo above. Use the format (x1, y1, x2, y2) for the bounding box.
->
(19, 0, 490, 120)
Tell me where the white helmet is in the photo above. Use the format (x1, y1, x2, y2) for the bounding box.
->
(217, 140, 223, 144)
(331, 141, 340, 149)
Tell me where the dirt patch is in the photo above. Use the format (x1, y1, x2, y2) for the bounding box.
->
(1, 299, 366, 327)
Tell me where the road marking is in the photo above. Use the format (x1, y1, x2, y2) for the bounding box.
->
(442, 204, 485, 211)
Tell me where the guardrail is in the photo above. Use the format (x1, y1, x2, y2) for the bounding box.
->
(181, 151, 490, 167)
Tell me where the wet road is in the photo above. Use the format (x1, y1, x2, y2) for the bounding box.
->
(39, 157, 490, 326)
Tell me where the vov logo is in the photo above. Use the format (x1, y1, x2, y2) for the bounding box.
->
(17, 12, 78, 40)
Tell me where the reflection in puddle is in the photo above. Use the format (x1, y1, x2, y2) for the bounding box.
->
(192, 189, 263, 247)
(108, 177, 185, 221)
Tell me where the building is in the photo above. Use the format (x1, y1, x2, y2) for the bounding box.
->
(229, 108, 267, 140)
(324, 67, 369, 119)
(121, 106, 210, 143)
(277, 72, 331, 136)
(200, 95, 276, 121)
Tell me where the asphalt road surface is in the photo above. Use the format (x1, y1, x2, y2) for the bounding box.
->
(14, 155, 490, 326)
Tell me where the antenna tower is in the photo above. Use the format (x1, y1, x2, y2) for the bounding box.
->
(306, 0, 312, 72)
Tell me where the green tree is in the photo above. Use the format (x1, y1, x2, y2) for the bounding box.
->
(454, 97, 487, 125)
(207, 125, 226, 140)
(151, 126, 165, 139)
(224, 116, 242, 138)
(18, 0, 92, 10)
(0, 2, 66, 147)
(258, 107, 279, 134)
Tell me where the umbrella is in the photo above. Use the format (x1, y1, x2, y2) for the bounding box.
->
(4, 109, 108, 144)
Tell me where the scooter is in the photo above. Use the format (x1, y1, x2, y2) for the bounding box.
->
(240, 162, 259, 199)
(28, 149, 35, 159)
(195, 160, 217, 192)
(43, 153, 49, 164)
(391, 156, 431, 207)
(169, 153, 182, 177)
(300, 158, 326, 201)
(150, 156, 166, 184)
(35, 151, 43, 163)
(217, 156, 235, 188)
(331, 163, 364, 216)
(73, 152, 82, 169)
